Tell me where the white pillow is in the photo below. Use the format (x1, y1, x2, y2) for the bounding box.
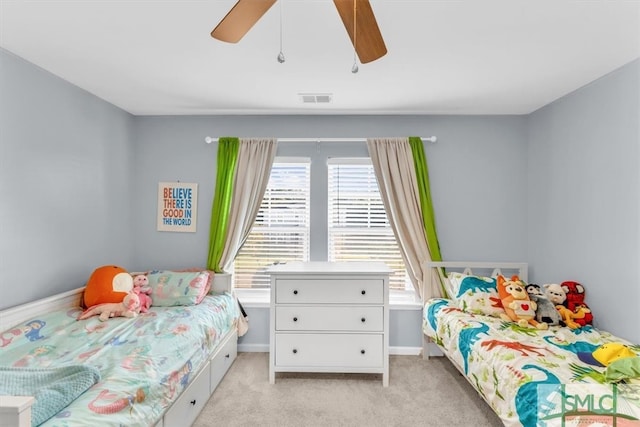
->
(448, 272, 505, 318)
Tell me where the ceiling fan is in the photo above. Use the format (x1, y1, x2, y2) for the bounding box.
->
(210, 0, 387, 64)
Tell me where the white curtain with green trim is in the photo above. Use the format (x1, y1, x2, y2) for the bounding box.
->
(218, 138, 277, 272)
(367, 137, 444, 301)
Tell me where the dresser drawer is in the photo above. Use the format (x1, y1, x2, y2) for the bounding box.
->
(275, 333, 383, 368)
(163, 361, 210, 427)
(275, 306, 383, 332)
(209, 332, 237, 392)
(275, 278, 384, 304)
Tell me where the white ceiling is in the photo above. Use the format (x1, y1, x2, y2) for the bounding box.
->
(1, 0, 639, 116)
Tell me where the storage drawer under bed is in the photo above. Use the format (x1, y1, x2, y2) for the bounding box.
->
(162, 361, 210, 427)
(210, 330, 238, 392)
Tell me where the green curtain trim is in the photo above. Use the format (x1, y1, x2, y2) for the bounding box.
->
(207, 137, 239, 272)
(408, 136, 446, 297)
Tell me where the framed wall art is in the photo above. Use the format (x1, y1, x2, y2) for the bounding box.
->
(157, 182, 198, 232)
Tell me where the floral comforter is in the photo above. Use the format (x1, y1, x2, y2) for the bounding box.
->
(424, 298, 640, 427)
(1, 293, 239, 426)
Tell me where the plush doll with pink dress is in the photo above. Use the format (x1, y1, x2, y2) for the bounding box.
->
(132, 274, 153, 313)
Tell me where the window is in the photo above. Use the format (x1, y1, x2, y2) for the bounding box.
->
(233, 158, 310, 288)
(328, 158, 407, 290)
(233, 142, 409, 292)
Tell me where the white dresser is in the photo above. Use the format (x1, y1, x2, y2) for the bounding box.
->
(268, 261, 390, 386)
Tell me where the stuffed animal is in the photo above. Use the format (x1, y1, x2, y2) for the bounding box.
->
(497, 275, 548, 330)
(132, 274, 153, 313)
(526, 283, 562, 326)
(77, 292, 140, 322)
(561, 281, 593, 326)
(543, 283, 588, 329)
(543, 283, 565, 305)
(84, 265, 134, 308)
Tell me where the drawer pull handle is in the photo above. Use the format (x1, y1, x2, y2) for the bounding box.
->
(225, 354, 230, 358)
(361, 349, 366, 355)
(293, 290, 298, 295)
(190, 399, 197, 406)
(361, 317, 366, 323)
(293, 317, 298, 322)
(293, 349, 298, 354)
(361, 290, 366, 295)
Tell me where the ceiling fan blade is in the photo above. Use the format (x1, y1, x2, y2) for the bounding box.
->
(333, 0, 387, 64)
(211, 0, 277, 43)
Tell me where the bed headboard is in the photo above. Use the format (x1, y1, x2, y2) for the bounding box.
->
(0, 273, 233, 331)
(425, 261, 528, 303)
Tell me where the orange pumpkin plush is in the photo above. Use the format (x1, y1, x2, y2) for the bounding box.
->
(83, 265, 134, 308)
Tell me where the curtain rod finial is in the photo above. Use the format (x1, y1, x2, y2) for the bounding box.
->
(205, 136, 214, 144)
(424, 136, 437, 143)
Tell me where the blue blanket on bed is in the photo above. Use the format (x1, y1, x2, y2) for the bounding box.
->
(0, 365, 100, 426)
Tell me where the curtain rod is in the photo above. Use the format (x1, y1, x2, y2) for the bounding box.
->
(204, 136, 437, 144)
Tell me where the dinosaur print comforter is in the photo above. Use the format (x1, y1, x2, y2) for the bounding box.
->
(1, 292, 239, 426)
(424, 298, 640, 427)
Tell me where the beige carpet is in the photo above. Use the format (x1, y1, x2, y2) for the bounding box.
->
(193, 352, 503, 427)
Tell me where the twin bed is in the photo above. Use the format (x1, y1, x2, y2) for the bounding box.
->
(422, 261, 640, 427)
(0, 273, 240, 427)
(3, 261, 639, 427)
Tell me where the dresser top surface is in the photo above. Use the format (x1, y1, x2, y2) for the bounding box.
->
(267, 261, 391, 275)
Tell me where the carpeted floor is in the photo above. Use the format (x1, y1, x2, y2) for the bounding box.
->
(193, 352, 503, 427)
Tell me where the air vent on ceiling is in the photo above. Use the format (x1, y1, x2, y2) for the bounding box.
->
(299, 93, 332, 104)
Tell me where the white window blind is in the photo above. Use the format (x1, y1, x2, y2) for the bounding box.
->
(327, 158, 408, 290)
(233, 158, 310, 288)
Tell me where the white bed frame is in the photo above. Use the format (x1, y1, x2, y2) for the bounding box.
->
(0, 274, 237, 427)
(421, 261, 528, 359)
(421, 261, 527, 420)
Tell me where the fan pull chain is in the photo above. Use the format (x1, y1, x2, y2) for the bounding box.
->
(351, 0, 358, 73)
(277, 0, 285, 63)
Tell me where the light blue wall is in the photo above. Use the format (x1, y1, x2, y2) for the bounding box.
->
(0, 48, 135, 309)
(527, 59, 640, 343)
(131, 115, 527, 349)
(3, 46, 637, 347)
(131, 115, 528, 272)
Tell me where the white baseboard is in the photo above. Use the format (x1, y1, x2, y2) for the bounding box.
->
(389, 346, 422, 356)
(238, 343, 270, 353)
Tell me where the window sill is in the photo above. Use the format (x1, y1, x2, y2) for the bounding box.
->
(233, 288, 423, 310)
(234, 289, 270, 308)
(389, 290, 423, 310)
